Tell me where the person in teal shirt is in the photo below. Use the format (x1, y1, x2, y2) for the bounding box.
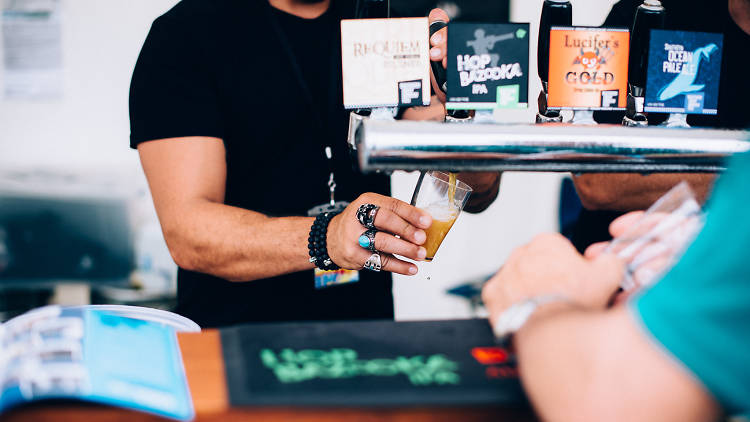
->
(481, 151, 750, 421)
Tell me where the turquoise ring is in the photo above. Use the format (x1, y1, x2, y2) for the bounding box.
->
(358, 229, 377, 251)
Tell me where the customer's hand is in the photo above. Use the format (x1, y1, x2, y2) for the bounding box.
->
(586, 210, 701, 303)
(428, 8, 449, 104)
(585, 211, 644, 305)
(482, 233, 623, 323)
(327, 193, 432, 275)
(584, 211, 645, 259)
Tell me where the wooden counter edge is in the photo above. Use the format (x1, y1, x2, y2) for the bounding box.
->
(177, 329, 230, 415)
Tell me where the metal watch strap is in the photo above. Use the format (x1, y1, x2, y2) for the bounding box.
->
(492, 295, 569, 341)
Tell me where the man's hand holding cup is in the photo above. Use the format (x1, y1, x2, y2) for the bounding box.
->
(326, 193, 433, 276)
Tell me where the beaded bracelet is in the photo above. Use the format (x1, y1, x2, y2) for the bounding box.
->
(308, 211, 340, 271)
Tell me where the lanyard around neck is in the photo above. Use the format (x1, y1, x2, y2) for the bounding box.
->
(266, 2, 342, 203)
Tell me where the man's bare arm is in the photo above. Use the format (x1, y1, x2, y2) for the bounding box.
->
(572, 173, 716, 211)
(482, 233, 721, 421)
(139, 137, 432, 282)
(515, 305, 720, 422)
(138, 137, 316, 282)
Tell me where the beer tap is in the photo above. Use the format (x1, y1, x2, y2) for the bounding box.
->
(536, 0, 572, 124)
(429, 20, 473, 123)
(623, 0, 666, 127)
(347, 0, 392, 167)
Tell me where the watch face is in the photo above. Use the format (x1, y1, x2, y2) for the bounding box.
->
(493, 295, 568, 339)
(493, 299, 536, 339)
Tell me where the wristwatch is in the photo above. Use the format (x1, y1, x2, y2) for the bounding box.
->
(492, 295, 569, 342)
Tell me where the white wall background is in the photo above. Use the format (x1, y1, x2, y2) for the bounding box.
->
(0, 0, 179, 174)
(0, 0, 617, 320)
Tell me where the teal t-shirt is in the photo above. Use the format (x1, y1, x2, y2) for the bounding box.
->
(632, 151, 750, 416)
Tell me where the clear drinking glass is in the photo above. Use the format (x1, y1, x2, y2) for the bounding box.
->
(410, 171, 472, 261)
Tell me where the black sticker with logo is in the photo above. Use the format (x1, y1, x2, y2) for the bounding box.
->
(398, 79, 424, 107)
(600, 89, 620, 108)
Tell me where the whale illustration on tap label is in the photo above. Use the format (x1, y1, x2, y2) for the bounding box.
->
(644, 30, 724, 115)
(547, 27, 630, 111)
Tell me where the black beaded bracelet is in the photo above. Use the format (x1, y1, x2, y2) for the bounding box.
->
(308, 211, 340, 271)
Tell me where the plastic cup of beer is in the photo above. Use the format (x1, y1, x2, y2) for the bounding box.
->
(410, 171, 472, 261)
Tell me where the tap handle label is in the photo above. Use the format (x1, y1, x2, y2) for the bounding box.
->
(445, 22, 530, 110)
(547, 26, 630, 111)
(644, 29, 723, 115)
(341, 18, 431, 109)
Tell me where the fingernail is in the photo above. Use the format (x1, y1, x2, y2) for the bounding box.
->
(430, 47, 441, 58)
(409, 266, 418, 275)
(420, 216, 432, 227)
(417, 247, 427, 259)
(431, 33, 443, 44)
(415, 230, 426, 244)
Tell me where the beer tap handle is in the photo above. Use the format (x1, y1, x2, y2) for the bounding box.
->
(536, 0, 571, 123)
(429, 20, 449, 95)
(348, 0, 389, 168)
(538, 0, 572, 89)
(429, 20, 471, 122)
(629, 0, 666, 89)
(624, 0, 666, 126)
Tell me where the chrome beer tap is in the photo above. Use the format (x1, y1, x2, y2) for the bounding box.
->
(346, 0, 393, 168)
(536, 0, 572, 124)
(623, 0, 666, 127)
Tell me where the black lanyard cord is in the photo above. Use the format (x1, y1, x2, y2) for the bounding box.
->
(265, 2, 341, 176)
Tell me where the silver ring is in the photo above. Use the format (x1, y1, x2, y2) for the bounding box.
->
(363, 252, 382, 272)
(358, 229, 378, 252)
(356, 203, 380, 229)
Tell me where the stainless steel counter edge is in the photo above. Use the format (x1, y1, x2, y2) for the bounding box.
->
(356, 120, 750, 173)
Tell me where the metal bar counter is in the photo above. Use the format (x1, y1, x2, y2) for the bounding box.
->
(355, 120, 750, 173)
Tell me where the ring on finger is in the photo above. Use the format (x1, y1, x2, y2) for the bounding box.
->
(356, 203, 380, 229)
(363, 252, 382, 272)
(358, 229, 378, 252)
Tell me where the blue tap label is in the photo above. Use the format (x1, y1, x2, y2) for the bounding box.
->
(644, 29, 723, 115)
(446, 23, 530, 110)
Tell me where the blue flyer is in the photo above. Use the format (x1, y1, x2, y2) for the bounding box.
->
(0, 307, 195, 421)
(644, 29, 723, 115)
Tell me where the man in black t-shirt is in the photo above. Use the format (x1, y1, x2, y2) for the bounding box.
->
(129, 0, 499, 328)
(570, 0, 750, 252)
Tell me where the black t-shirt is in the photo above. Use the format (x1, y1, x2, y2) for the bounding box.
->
(573, 0, 750, 252)
(129, 0, 393, 328)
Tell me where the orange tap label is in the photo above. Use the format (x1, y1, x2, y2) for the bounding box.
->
(548, 27, 630, 110)
(471, 347, 510, 365)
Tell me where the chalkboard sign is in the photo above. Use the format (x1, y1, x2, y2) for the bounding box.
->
(221, 319, 527, 407)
